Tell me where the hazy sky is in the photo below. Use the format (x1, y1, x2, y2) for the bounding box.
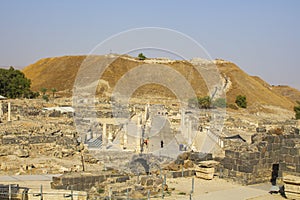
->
(0, 0, 299, 89)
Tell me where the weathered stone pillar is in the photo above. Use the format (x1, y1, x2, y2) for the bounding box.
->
(102, 123, 107, 147)
(136, 115, 142, 153)
(144, 103, 149, 122)
(8, 101, 11, 122)
(123, 123, 128, 149)
(181, 109, 185, 134)
(188, 118, 192, 146)
(108, 127, 113, 143)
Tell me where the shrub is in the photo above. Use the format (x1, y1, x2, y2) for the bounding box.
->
(42, 95, 49, 102)
(188, 96, 212, 109)
(235, 95, 247, 108)
(294, 101, 300, 119)
(138, 53, 146, 60)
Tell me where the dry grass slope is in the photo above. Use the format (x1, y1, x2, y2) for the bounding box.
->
(22, 55, 297, 111)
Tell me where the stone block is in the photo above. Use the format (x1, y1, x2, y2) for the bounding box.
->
(116, 176, 129, 183)
(236, 159, 243, 165)
(233, 165, 239, 171)
(238, 165, 253, 173)
(289, 148, 298, 155)
(249, 159, 259, 166)
(189, 152, 212, 162)
(223, 163, 233, 170)
(229, 170, 237, 177)
(240, 152, 249, 160)
(285, 191, 300, 200)
(255, 152, 260, 159)
(222, 157, 233, 164)
(225, 150, 235, 158)
(272, 143, 281, 151)
(286, 155, 295, 164)
(196, 171, 214, 180)
(234, 152, 240, 158)
(286, 164, 296, 172)
(249, 153, 256, 160)
(195, 166, 214, 174)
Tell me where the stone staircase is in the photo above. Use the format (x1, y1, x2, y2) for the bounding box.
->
(87, 136, 102, 149)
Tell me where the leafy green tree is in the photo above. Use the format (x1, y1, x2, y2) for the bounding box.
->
(188, 96, 212, 109)
(51, 88, 57, 98)
(0, 67, 33, 98)
(213, 98, 226, 108)
(198, 96, 212, 109)
(235, 95, 247, 108)
(138, 53, 146, 60)
(40, 87, 47, 96)
(294, 101, 300, 119)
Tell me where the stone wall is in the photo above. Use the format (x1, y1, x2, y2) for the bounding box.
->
(220, 132, 300, 184)
(51, 172, 127, 191)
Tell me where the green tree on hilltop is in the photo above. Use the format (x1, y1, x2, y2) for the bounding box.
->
(138, 53, 146, 60)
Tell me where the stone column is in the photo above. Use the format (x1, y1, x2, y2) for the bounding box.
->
(123, 123, 128, 149)
(8, 101, 11, 122)
(86, 131, 92, 141)
(188, 118, 192, 146)
(181, 109, 185, 133)
(102, 123, 107, 147)
(144, 103, 149, 122)
(136, 115, 142, 153)
(108, 126, 113, 143)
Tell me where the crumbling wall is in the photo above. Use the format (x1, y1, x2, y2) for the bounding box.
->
(220, 131, 300, 184)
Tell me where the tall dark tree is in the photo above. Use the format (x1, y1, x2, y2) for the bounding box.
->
(0, 67, 33, 98)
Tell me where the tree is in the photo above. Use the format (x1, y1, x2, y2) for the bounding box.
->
(0, 67, 33, 98)
(235, 95, 247, 108)
(294, 101, 300, 119)
(138, 53, 146, 60)
(40, 87, 47, 96)
(51, 88, 57, 98)
(188, 96, 212, 109)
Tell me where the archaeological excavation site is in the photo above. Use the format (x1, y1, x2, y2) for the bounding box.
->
(0, 55, 299, 199)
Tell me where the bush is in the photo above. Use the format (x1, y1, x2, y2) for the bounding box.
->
(188, 96, 212, 109)
(235, 95, 247, 108)
(138, 53, 146, 60)
(198, 96, 212, 109)
(42, 95, 49, 102)
(294, 101, 300, 119)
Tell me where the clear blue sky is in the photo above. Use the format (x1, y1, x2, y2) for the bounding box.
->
(0, 0, 299, 89)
